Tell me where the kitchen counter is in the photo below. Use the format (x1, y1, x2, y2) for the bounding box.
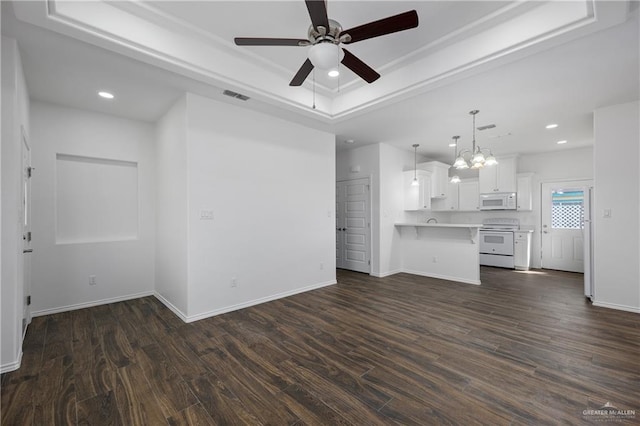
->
(394, 223, 482, 285)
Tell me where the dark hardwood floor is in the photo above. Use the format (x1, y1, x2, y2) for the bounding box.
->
(2, 267, 639, 425)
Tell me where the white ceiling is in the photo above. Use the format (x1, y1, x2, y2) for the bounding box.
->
(2, 1, 639, 163)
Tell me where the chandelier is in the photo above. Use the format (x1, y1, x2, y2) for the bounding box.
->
(452, 110, 498, 170)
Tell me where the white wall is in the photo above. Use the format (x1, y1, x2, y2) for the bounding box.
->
(593, 101, 639, 312)
(450, 147, 594, 268)
(379, 143, 417, 276)
(1, 37, 30, 372)
(184, 93, 336, 320)
(30, 102, 156, 315)
(155, 96, 188, 315)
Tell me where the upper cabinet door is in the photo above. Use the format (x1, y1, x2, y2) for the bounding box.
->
(417, 161, 450, 199)
(403, 170, 432, 211)
(479, 156, 517, 193)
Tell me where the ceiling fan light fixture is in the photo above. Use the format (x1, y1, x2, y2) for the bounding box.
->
(308, 42, 344, 69)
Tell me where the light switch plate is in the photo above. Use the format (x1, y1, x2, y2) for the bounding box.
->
(200, 210, 214, 220)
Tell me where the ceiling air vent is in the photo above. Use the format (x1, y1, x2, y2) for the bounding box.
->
(223, 90, 250, 101)
(477, 124, 496, 131)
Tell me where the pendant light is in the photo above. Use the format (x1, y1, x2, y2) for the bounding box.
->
(411, 144, 419, 186)
(469, 110, 485, 169)
(452, 109, 498, 170)
(450, 136, 461, 183)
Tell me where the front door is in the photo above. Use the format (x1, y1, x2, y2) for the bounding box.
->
(336, 178, 371, 273)
(541, 180, 592, 273)
(21, 128, 33, 333)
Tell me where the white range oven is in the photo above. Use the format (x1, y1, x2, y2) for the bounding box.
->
(479, 218, 520, 269)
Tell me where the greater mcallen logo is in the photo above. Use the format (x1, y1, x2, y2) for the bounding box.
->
(583, 402, 636, 422)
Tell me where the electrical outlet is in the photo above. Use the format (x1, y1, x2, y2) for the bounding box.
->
(89, 275, 97, 285)
(231, 277, 237, 288)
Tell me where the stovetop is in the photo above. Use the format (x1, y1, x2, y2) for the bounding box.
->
(480, 218, 520, 231)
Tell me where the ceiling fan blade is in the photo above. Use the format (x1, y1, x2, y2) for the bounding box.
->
(290, 59, 315, 86)
(341, 49, 380, 84)
(341, 10, 418, 44)
(305, 0, 330, 32)
(235, 38, 309, 46)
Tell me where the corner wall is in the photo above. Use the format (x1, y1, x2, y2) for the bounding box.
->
(29, 102, 156, 316)
(184, 93, 336, 320)
(593, 101, 640, 312)
(155, 96, 189, 317)
(1, 37, 30, 372)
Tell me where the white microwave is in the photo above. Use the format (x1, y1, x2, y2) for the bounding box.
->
(479, 192, 517, 210)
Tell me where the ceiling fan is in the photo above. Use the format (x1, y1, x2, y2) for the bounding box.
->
(234, 0, 418, 86)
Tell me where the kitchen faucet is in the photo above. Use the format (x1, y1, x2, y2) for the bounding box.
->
(427, 218, 438, 223)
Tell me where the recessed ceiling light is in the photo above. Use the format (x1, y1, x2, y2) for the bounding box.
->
(448, 143, 457, 147)
(345, 139, 355, 144)
(546, 123, 558, 129)
(328, 70, 340, 78)
(557, 140, 567, 144)
(98, 91, 114, 99)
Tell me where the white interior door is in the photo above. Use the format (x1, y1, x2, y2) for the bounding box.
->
(541, 180, 592, 273)
(336, 178, 371, 273)
(21, 128, 33, 333)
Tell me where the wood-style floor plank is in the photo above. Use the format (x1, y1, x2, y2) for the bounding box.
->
(2, 267, 639, 425)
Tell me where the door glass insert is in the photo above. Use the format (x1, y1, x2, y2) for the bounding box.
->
(551, 190, 584, 229)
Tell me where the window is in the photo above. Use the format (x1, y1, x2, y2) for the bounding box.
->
(551, 190, 583, 229)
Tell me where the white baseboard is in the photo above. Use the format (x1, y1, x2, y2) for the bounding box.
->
(183, 279, 337, 323)
(0, 350, 22, 374)
(399, 269, 481, 285)
(30, 291, 155, 317)
(592, 300, 640, 314)
(371, 269, 402, 278)
(153, 292, 188, 323)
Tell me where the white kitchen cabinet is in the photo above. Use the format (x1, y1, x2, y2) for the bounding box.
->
(404, 170, 432, 211)
(418, 161, 450, 198)
(431, 182, 459, 211)
(458, 179, 480, 211)
(479, 156, 517, 193)
(517, 173, 534, 211)
(514, 231, 532, 270)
